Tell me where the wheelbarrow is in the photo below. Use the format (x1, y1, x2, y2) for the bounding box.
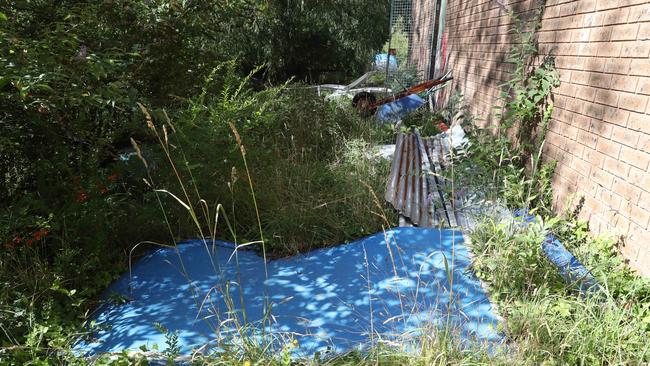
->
(352, 72, 454, 117)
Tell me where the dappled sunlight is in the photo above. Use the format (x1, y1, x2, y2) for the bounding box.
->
(76, 227, 502, 357)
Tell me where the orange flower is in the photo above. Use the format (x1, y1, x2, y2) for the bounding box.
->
(13, 236, 21, 245)
(76, 189, 89, 203)
(437, 122, 449, 132)
(26, 238, 33, 246)
(33, 228, 48, 240)
(107, 172, 119, 183)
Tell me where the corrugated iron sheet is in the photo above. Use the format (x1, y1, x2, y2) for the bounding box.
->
(385, 131, 466, 227)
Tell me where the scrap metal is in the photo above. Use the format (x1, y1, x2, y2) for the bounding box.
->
(385, 130, 466, 227)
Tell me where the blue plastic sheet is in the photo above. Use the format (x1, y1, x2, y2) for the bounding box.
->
(542, 235, 600, 293)
(77, 228, 502, 357)
(377, 94, 427, 124)
(374, 53, 398, 71)
(514, 210, 599, 294)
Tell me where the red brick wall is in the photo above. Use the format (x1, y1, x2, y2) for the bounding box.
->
(410, 0, 438, 78)
(445, 0, 650, 276)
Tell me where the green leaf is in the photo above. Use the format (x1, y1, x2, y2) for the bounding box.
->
(0, 12, 7, 21)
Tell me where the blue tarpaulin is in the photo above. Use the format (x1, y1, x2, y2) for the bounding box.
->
(515, 210, 600, 294)
(77, 228, 502, 357)
(377, 94, 427, 124)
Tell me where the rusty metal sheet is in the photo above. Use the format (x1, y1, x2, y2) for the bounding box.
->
(386, 131, 465, 227)
(385, 133, 429, 226)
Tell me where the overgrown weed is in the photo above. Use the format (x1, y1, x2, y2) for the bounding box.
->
(469, 214, 650, 364)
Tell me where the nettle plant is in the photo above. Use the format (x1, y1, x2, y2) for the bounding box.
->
(498, 5, 560, 149)
(493, 5, 560, 215)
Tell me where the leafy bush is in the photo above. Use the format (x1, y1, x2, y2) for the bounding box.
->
(0, 2, 392, 362)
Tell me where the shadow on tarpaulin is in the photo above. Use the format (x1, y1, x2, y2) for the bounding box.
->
(75, 227, 504, 358)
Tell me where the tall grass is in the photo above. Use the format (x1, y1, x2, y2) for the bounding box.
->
(100, 69, 506, 365)
(144, 65, 397, 256)
(468, 214, 650, 365)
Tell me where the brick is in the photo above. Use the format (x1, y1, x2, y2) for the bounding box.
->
(584, 102, 606, 119)
(566, 97, 585, 113)
(591, 167, 615, 188)
(557, 82, 576, 97)
(596, 137, 621, 157)
(572, 28, 591, 43)
(641, 193, 650, 212)
(617, 193, 632, 215)
(627, 112, 647, 131)
(622, 0, 650, 6)
(603, 108, 630, 126)
(574, 113, 592, 130)
(557, 43, 580, 56)
(604, 58, 631, 74)
(596, 42, 622, 57)
(624, 229, 650, 277)
(555, 29, 573, 43)
(620, 145, 650, 169)
(590, 119, 614, 138)
(621, 41, 650, 58)
(630, 205, 650, 228)
(589, 26, 612, 42)
(638, 133, 650, 151)
(443, 0, 650, 267)
(572, 157, 593, 176)
(583, 12, 604, 27)
(538, 31, 555, 43)
(614, 208, 632, 231)
(590, 215, 609, 235)
(576, 86, 597, 101)
(627, 4, 650, 23)
(639, 23, 650, 41)
(637, 78, 650, 95)
(611, 126, 639, 147)
(578, 129, 599, 149)
(559, 68, 573, 83)
(560, 2, 579, 16)
(611, 24, 639, 41)
(613, 177, 643, 203)
(597, 186, 615, 205)
(611, 75, 639, 92)
(602, 8, 630, 25)
(582, 148, 605, 170)
(630, 59, 650, 77)
(557, 15, 576, 30)
(583, 57, 606, 72)
(557, 56, 584, 70)
(576, 0, 597, 13)
(589, 73, 612, 89)
(563, 124, 580, 140)
(628, 167, 648, 195)
(544, 4, 562, 18)
(619, 93, 648, 113)
(604, 156, 630, 178)
(578, 43, 599, 57)
(538, 43, 555, 55)
(594, 88, 619, 106)
(595, 0, 619, 11)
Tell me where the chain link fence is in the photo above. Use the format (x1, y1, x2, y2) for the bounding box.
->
(384, 0, 439, 86)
